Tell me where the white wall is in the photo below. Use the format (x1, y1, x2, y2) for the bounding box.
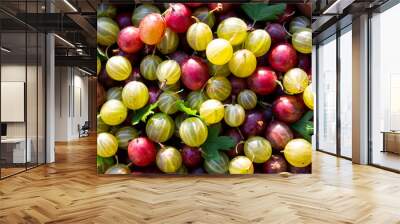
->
(55, 67, 68, 141)
(54, 66, 89, 141)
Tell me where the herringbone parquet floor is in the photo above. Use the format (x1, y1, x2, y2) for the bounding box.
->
(0, 136, 399, 224)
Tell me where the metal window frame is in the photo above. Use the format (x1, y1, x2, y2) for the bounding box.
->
(315, 22, 353, 162)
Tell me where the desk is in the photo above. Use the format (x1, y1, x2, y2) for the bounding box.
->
(382, 131, 400, 154)
(1, 138, 31, 163)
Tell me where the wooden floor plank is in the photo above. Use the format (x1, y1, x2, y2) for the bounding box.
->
(0, 136, 399, 223)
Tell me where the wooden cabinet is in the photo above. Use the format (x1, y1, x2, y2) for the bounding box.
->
(382, 132, 400, 154)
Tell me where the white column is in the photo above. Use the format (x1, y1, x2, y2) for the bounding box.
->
(352, 14, 369, 164)
(46, 32, 55, 163)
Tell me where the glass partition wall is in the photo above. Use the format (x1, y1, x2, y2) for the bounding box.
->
(0, 2, 46, 179)
(370, 2, 400, 172)
(316, 25, 353, 159)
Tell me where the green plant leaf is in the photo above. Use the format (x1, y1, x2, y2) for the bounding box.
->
(176, 100, 198, 116)
(291, 110, 314, 142)
(97, 156, 115, 174)
(131, 102, 159, 125)
(201, 125, 235, 160)
(97, 47, 108, 61)
(241, 3, 286, 22)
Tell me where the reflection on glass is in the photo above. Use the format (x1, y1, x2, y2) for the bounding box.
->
(339, 27, 352, 158)
(317, 35, 337, 154)
(371, 4, 400, 171)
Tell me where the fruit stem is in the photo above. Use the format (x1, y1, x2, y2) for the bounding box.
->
(249, 20, 257, 31)
(115, 155, 119, 165)
(236, 127, 245, 140)
(112, 49, 120, 55)
(159, 80, 167, 91)
(275, 80, 284, 91)
(127, 162, 133, 167)
(105, 45, 112, 59)
(152, 46, 156, 56)
(200, 81, 208, 93)
(287, 10, 296, 19)
(175, 89, 185, 94)
(158, 142, 165, 149)
(282, 22, 293, 37)
(209, 3, 222, 14)
(231, 95, 236, 104)
(191, 16, 200, 23)
(162, 7, 171, 17)
(258, 101, 272, 109)
(235, 141, 245, 154)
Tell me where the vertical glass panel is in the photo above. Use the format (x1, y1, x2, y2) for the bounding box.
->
(1, 30, 27, 177)
(26, 0, 39, 169)
(38, 32, 46, 165)
(317, 35, 337, 154)
(371, 4, 400, 171)
(339, 26, 352, 158)
(27, 30, 38, 168)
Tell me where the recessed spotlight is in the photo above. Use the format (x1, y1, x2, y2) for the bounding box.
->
(54, 34, 75, 48)
(78, 67, 93, 76)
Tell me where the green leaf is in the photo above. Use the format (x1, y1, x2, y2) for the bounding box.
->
(241, 3, 286, 22)
(131, 102, 159, 125)
(291, 111, 314, 142)
(97, 156, 115, 174)
(201, 125, 236, 160)
(97, 47, 108, 61)
(176, 100, 198, 116)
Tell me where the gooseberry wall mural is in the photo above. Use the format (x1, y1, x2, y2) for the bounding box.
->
(96, 2, 313, 175)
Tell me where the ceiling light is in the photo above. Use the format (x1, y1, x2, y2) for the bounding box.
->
(78, 67, 93, 76)
(1, 47, 11, 53)
(323, 0, 354, 15)
(54, 34, 75, 48)
(63, 0, 78, 12)
(323, 0, 342, 14)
